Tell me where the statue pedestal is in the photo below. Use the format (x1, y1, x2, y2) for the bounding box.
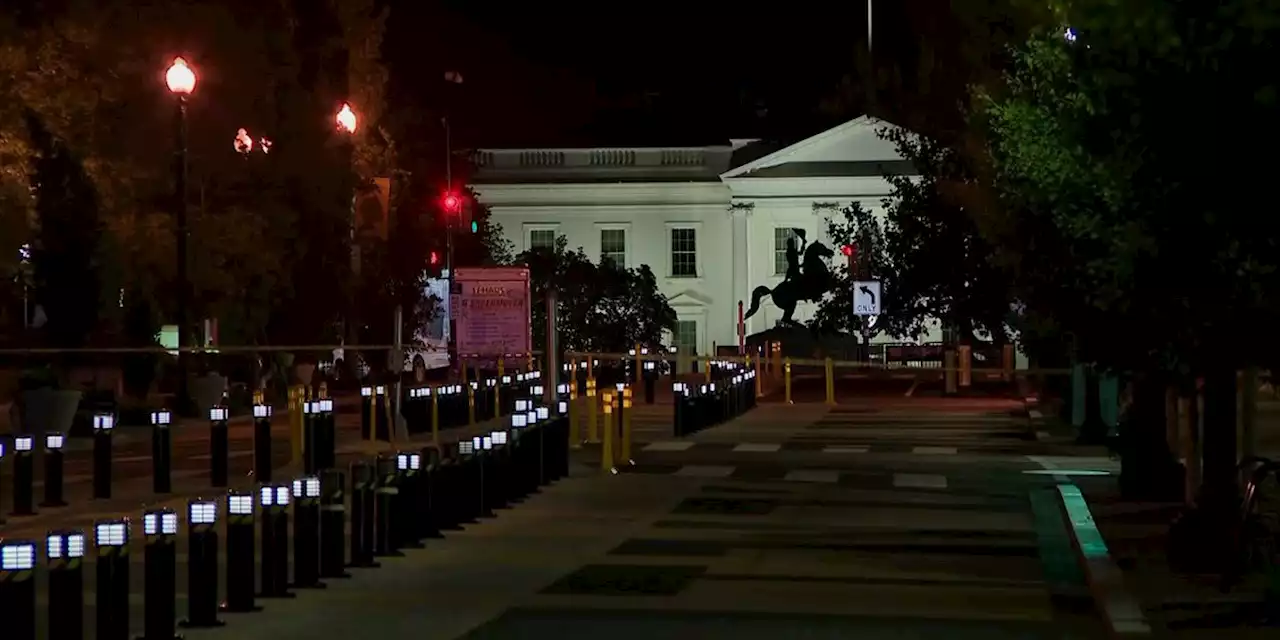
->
(745, 326, 861, 361)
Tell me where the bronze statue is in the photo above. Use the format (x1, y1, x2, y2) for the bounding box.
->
(745, 229, 836, 326)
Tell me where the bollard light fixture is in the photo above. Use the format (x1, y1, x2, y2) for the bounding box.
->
(95, 520, 129, 547)
(515, 399, 530, 412)
(0, 440, 5, 458)
(459, 440, 475, 455)
(558, 401, 568, 414)
(47, 531, 86, 560)
(253, 404, 273, 418)
(292, 477, 321, 499)
(1, 540, 37, 570)
(151, 410, 172, 426)
(143, 509, 180, 536)
(408, 453, 421, 470)
(15, 435, 33, 452)
(361, 386, 374, 397)
(471, 436, 482, 452)
(710, 383, 717, 392)
(556, 383, 568, 394)
(46, 432, 65, 450)
(396, 453, 410, 471)
(481, 436, 493, 451)
(645, 362, 656, 371)
(502, 375, 512, 384)
(628, 348, 636, 356)
(490, 430, 507, 445)
(189, 500, 217, 525)
(303, 401, 318, 415)
(526, 409, 538, 425)
(319, 398, 334, 412)
(641, 347, 649, 355)
(486, 378, 496, 387)
(259, 484, 291, 507)
(470, 381, 479, 390)
(93, 413, 116, 431)
(511, 413, 527, 428)
(615, 383, 626, 392)
(228, 491, 254, 516)
(375, 385, 387, 396)
(537, 406, 549, 420)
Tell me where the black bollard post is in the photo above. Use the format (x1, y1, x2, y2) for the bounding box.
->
(373, 456, 403, 557)
(417, 447, 444, 539)
(209, 406, 230, 488)
(47, 530, 86, 640)
(141, 508, 179, 640)
(348, 460, 379, 568)
(0, 539, 38, 640)
(221, 491, 260, 613)
(456, 439, 481, 523)
(557, 399, 572, 479)
(252, 403, 274, 483)
(0, 441, 6, 526)
(644, 360, 657, 405)
(374, 385, 391, 442)
(302, 401, 319, 475)
(11, 435, 35, 516)
(94, 520, 130, 640)
(508, 413, 530, 498)
(291, 476, 324, 589)
(317, 398, 337, 470)
(319, 469, 351, 579)
(92, 413, 115, 500)
(477, 435, 497, 518)
(672, 383, 686, 437)
(151, 410, 173, 495)
(489, 430, 513, 507)
(181, 500, 224, 628)
(396, 452, 424, 548)
(360, 385, 375, 440)
(40, 432, 67, 508)
(258, 484, 295, 599)
(433, 451, 465, 530)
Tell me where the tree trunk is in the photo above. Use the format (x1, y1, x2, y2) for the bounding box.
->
(1119, 369, 1184, 501)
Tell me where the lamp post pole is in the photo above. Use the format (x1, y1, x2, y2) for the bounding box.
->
(166, 57, 196, 413)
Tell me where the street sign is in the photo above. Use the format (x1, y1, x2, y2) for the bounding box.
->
(853, 280, 881, 316)
(455, 267, 532, 357)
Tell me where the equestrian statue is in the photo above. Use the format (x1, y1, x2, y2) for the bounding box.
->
(744, 228, 836, 326)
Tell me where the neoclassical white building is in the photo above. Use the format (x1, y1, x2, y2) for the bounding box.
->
(472, 116, 938, 357)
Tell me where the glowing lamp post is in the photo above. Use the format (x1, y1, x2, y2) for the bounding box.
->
(336, 102, 358, 134)
(166, 57, 196, 415)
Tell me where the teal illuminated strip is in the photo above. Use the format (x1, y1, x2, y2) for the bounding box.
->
(1058, 484, 1110, 558)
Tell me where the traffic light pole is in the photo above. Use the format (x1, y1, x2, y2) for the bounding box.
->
(444, 116, 458, 371)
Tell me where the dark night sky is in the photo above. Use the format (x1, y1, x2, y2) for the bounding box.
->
(382, 0, 902, 148)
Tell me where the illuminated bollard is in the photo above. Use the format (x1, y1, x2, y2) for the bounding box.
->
(209, 406, 230, 488)
(556, 399, 571, 480)
(509, 413, 530, 497)
(0, 539, 38, 640)
(525, 408, 543, 491)
(316, 398, 336, 470)
(374, 385, 391, 441)
(396, 452, 424, 548)
(319, 468, 351, 579)
(537, 405, 556, 483)
(347, 460, 379, 568)
(47, 530, 86, 640)
(477, 435, 496, 518)
(11, 435, 35, 516)
(373, 455, 403, 557)
(489, 429, 512, 507)
(673, 383, 687, 436)
(92, 413, 115, 499)
(418, 447, 444, 539)
(252, 403, 273, 483)
(222, 491, 260, 613)
(257, 484, 294, 599)
(302, 400, 319, 475)
(94, 520, 130, 640)
(181, 500, 224, 628)
(140, 508, 179, 640)
(457, 438, 484, 522)
(151, 410, 173, 494)
(40, 432, 66, 508)
(291, 476, 324, 589)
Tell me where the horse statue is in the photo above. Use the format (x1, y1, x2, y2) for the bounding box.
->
(744, 233, 836, 326)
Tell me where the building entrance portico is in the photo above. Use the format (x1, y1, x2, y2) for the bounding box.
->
(471, 116, 938, 356)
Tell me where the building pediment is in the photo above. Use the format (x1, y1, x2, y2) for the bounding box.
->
(666, 289, 713, 307)
(720, 116, 915, 180)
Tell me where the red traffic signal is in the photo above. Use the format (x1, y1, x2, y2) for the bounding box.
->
(441, 192, 462, 214)
(429, 251, 439, 266)
(840, 244, 854, 257)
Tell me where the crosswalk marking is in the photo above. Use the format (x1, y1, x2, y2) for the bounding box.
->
(783, 469, 841, 483)
(643, 441, 695, 452)
(732, 443, 781, 453)
(912, 446, 958, 455)
(893, 473, 948, 489)
(822, 445, 869, 454)
(675, 465, 735, 478)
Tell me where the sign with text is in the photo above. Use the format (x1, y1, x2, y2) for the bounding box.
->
(455, 267, 531, 357)
(853, 280, 881, 316)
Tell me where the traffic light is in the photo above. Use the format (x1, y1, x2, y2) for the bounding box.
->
(430, 251, 439, 266)
(470, 220, 478, 234)
(841, 244, 856, 273)
(441, 192, 462, 215)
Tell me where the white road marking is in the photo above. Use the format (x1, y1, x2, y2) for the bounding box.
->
(732, 443, 781, 453)
(912, 446, 958, 455)
(784, 469, 841, 483)
(822, 445, 869, 454)
(675, 465, 735, 478)
(643, 441, 695, 452)
(893, 473, 948, 489)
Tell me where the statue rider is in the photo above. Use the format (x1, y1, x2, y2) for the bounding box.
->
(784, 228, 808, 284)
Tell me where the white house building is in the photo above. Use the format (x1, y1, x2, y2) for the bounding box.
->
(471, 116, 939, 357)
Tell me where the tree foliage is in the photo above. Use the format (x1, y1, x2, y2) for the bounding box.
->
(521, 237, 676, 354)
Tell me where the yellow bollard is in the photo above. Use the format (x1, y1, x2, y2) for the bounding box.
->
(586, 378, 599, 443)
(944, 350, 958, 395)
(430, 385, 440, 448)
(569, 375, 580, 447)
(704, 356, 712, 383)
(621, 387, 633, 465)
(495, 357, 504, 417)
(467, 382, 476, 425)
(958, 345, 972, 388)
(785, 358, 793, 404)
(754, 351, 762, 397)
(600, 390, 615, 473)
(825, 357, 836, 406)
(461, 359, 468, 386)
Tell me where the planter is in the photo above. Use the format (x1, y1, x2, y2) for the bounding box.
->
(191, 374, 228, 414)
(21, 388, 83, 436)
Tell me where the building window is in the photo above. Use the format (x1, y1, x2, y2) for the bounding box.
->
(529, 229, 556, 251)
(774, 228, 799, 275)
(670, 228, 697, 277)
(600, 228, 626, 267)
(674, 320, 698, 354)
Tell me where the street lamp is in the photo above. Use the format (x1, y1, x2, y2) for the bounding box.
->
(336, 102, 361, 357)
(166, 56, 196, 414)
(336, 102, 358, 134)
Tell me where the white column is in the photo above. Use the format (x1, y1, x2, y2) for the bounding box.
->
(730, 204, 753, 340)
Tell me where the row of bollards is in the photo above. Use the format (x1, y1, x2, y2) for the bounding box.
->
(673, 368, 758, 436)
(0, 394, 572, 640)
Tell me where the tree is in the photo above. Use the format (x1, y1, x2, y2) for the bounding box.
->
(974, 2, 1280, 509)
(521, 237, 676, 355)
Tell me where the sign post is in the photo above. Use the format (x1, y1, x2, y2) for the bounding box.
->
(852, 280, 881, 362)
